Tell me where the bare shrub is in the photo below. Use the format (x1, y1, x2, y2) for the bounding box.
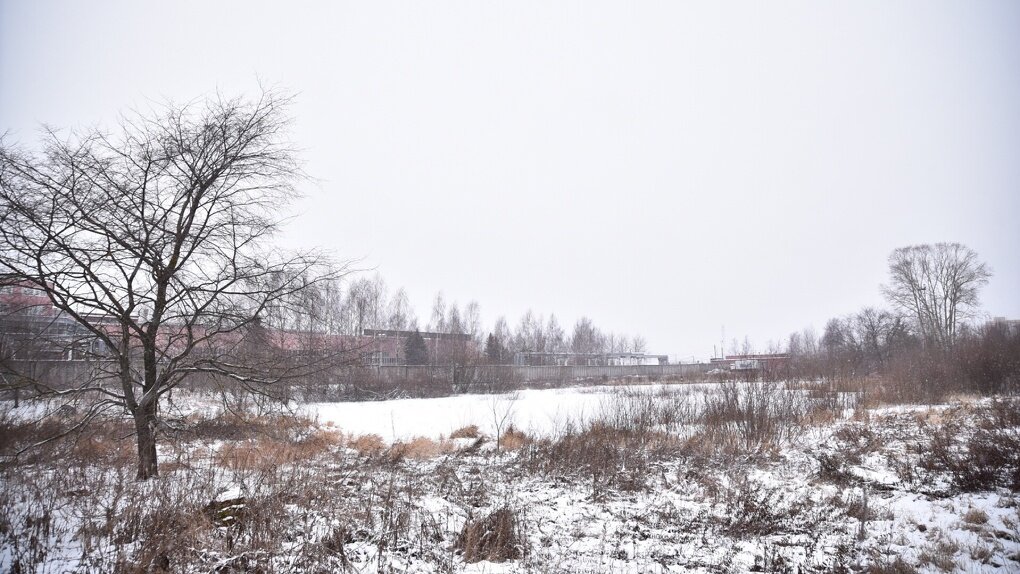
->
(457, 506, 526, 563)
(699, 382, 806, 455)
(715, 474, 804, 537)
(521, 420, 676, 494)
(815, 451, 856, 485)
(920, 398, 1020, 492)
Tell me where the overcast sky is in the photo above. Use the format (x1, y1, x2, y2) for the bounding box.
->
(2, 1, 1018, 359)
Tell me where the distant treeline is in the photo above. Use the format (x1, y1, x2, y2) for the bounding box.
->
(764, 243, 1019, 401)
(261, 273, 649, 361)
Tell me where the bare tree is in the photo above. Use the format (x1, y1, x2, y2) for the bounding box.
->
(883, 243, 991, 348)
(463, 301, 483, 344)
(605, 332, 621, 354)
(386, 287, 414, 331)
(631, 335, 648, 354)
(545, 314, 565, 353)
(447, 302, 463, 334)
(492, 315, 512, 363)
(341, 274, 387, 335)
(428, 292, 447, 333)
(513, 309, 543, 353)
(0, 91, 343, 479)
(570, 316, 603, 356)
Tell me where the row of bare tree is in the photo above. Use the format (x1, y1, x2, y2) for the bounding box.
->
(773, 243, 1017, 398)
(263, 271, 649, 364)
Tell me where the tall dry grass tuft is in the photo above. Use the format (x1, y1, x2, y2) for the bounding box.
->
(450, 425, 480, 439)
(348, 433, 386, 456)
(457, 507, 527, 563)
(499, 426, 529, 451)
(389, 436, 455, 461)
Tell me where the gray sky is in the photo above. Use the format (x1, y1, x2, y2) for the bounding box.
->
(2, 1, 1018, 359)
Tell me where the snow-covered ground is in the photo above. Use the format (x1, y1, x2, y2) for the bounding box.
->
(304, 382, 717, 441)
(2, 385, 1018, 573)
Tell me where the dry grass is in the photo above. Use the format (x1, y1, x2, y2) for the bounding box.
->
(457, 507, 526, 563)
(389, 436, 455, 461)
(962, 507, 988, 525)
(499, 425, 529, 451)
(800, 403, 839, 426)
(214, 429, 341, 472)
(919, 536, 959, 573)
(215, 438, 284, 471)
(450, 425, 480, 439)
(302, 428, 345, 451)
(348, 433, 386, 456)
(864, 556, 918, 574)
(70, 434, 136, 465)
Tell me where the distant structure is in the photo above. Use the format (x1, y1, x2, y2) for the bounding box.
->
(709, 353, 789, 374)
(0, 282, 106, 361)
(987, 317, 1020, 336)
(360, 328, 474, 366)
(513, 351, 668, 367)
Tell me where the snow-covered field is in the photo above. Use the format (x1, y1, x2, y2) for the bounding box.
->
(305, 382, 718, 441)
(2, 384, 1019, 573)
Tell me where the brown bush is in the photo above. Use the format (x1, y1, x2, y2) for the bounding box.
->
(299, 428, 345, 454)
(499, 426, 529, 451)
(457, 507, 526, 563)
(347, 433, 386, 456)
(213, 432, 336, 472)
(388, 437, 453, 461)
(450, 425, 480, 439)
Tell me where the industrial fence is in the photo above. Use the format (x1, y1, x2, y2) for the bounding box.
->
(362, 363, 713, 384)
(1, 359, 718, 399)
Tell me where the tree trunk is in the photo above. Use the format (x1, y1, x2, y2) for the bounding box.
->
(133, 402, 159, 480)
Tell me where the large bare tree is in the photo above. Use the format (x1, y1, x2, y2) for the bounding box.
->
(882, 243, 991, 348)
(0, 91, 341, 479)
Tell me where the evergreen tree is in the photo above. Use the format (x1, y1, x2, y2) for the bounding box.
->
(404, 329, 429, 365)
(484, 333, 504, 364)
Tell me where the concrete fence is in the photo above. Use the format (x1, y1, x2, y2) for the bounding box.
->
(362, 363, 713, 384)
(2, 359, 717, 396)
